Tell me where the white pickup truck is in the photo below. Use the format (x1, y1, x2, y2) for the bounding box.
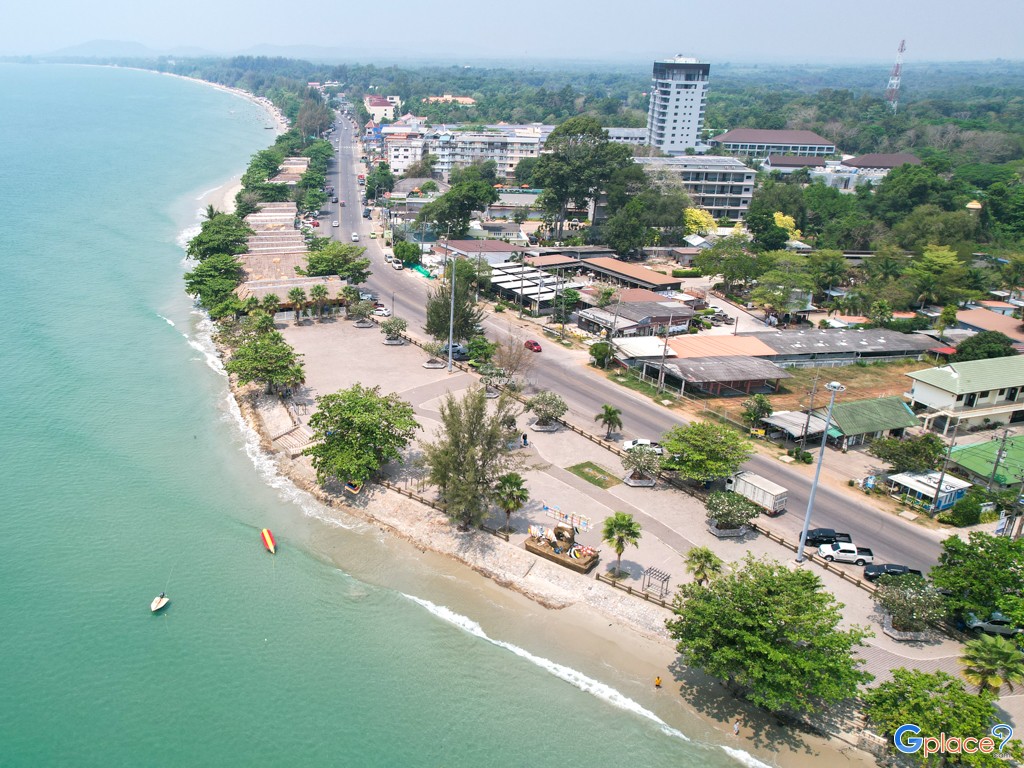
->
(817, 541, 874, 566)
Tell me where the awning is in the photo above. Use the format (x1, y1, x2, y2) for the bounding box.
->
(929, 346, 957, 355)
(827, 426, 843, 438)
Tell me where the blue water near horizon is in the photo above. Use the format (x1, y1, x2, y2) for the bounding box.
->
(0, 63, 758, 767)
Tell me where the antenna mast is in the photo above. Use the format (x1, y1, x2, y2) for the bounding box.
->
(886, 39, 906, 114)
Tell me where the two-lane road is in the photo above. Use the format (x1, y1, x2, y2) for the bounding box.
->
(323, 115, 943, 572)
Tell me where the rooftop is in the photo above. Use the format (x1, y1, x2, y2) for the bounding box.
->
(635, 155, 751, 171)
(950, 436, 1024, 486)
(434, 240, 524, 255)
(766, 155, 827, 168)
(667, 335, 778, 359)
(907, 355, 1024, 395)
(743, 328, 934, 357)
(711, 129, 834, 146)
(816, 396, 919, 437)
(580, 257, 681, 288)
(671, 356, 791, 385)
(957, 308, 1024, 343)
(842, 153, 921, 169)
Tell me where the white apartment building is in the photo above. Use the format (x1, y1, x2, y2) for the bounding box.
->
(646, 56, 710, 154)
(607, 127, 649, 146)
(634, 156, 755, 220)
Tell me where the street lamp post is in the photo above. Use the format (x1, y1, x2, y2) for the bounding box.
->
(796, 380, 845, 563)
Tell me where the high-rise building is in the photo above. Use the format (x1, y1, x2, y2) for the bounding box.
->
(646, 56, 710, 154)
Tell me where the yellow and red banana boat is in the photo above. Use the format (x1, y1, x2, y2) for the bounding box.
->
(261, 528, 276, 554)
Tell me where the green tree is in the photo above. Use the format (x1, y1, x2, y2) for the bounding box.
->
(349, 300, 374, 322)
(874, 574, 945, 632)
(684, 546, 723, 587)
(183, 253, 244, 310)
(931, 532, 1024, 624)
(589, 341, 614, 368)
(905, 245, 966, 308)
(961, 634, 1024, 697)
(514, 157, 539, 186)
(868, 433, 945, 474)
(682, 208, 716, 236)
(807, 249, 849, 295)
(287, 286, 307, 324)
(602, 198, 649, 257)
(416, 181, 500, 238)
(704, 491, 760, 530)
(298, 242, 371, 284)
(392, 240, 421, 265)
(554, 288, 581, 325)
(261, 293, 280, 317)
(225, 331, 304, 394)
(365, 162, 396, 200)
(380, 316, 408, 341)
(308, 283, 329, 320)
(621, 445, 660, 483)
(595, 286, 617, 308)
(303, 384, 419, 486)
(936, 304, 960, 340)
(667, 554, 872, 715)
(527, 391, 567, 426)
(868, 299, 894, 327)
(601, 512, 642, 578)
(422, 389, 524, 530)
(594, 404, 623, 439)
(401, 153, 437, 179)
(863, 669, 1024, 767)
(951, 331, 1019, 363)
(749, 253, 814, 314)
(186, 213, 252, 261)
(494, 472, 529, 533)
(467, 335, 497, 363)
(661, 422, 754, 484)
(340, 286, 360, 319)
(744, 209, 790, 252)
(424, 276, 484, 343)
(740, 394, 772, 427)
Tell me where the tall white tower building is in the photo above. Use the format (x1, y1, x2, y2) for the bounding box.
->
(646, 56, 710, 154)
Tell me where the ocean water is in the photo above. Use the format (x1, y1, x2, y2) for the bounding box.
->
(0, 64, 758, 767)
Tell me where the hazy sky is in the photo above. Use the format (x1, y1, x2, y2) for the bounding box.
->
(3, 0, 1022, 63)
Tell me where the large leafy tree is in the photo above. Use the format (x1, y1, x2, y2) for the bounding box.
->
(422, 389, 524, 530)
(183, 253, 244, 310)
(533, 116, 633, 238)
(951, 330, 1019, 363)
(303, 384, 419, 486)
(424, 276, 484, 343)
(863, 669, 1024, 767)
(415, 181, 500, 238)
(225, 331, 304, 394)
(186, 213, 252, 261)
(365, 162, 396, 200)
(931, 532, 1024, 624)
(392, 240, 422, 265)
(526, 391, 567, 426)
(601, 512, 642, 578)
(602, 197, 649, 257)
(667, 555, 872, 715)
(961, 634, 1024, 697)
(868, 433, 945, 474)
(660, 422, 753, 483)
(740, 394, 772, 426)
(297, 242, 371, 284)
(749, 252, 814, 314)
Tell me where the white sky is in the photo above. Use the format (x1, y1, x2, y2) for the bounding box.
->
(2, 0, 1022, 63)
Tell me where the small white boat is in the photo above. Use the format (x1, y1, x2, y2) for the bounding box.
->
(151, 592, 169, 613)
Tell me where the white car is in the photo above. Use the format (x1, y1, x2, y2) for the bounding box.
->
(351, 232, 360, 242)
(372, 307, 392, 317)
(622, 439, 664, 455)
(331, 220, 339, 227)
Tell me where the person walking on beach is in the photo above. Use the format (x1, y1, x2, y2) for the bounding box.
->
(654, 676, 662, 689)
(733, 720, 740, 737)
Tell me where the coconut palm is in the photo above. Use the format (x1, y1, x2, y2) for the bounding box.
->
(601, 511, 642, 578)
(594, 404, 624, 440)
(309, 284, 329, 321)
(287, 287, 307, 324)
(341, 286, 361, 319)
(621, 446, 660, 483)
(914, 274, 941, 309)
(203, 204, 221, 221)
(261, 293, 280, 317)
(243, 296, 261, 315)
(960, 633, 1024, 697)
(493, 472, 529, 533)
(684, 546, 723, 586)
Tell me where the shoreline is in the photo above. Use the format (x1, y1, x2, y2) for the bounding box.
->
(175, 78, 878, 766)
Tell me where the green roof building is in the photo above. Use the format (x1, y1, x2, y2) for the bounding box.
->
(814, 396, 919, 449)
(950, 435, 1024, 489)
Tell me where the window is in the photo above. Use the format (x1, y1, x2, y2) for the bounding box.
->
(980, 391, 991, 398)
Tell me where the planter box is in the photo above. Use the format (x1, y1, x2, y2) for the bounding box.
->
(525, 538, 599, 574)
(706, 520, 748, 538)
(881, 614, 931, 642)
(354, 320, 375, 328)
(530, 422, 560, 433)
(623, 475, 655, 487)
(423, 360, 446, 369)
(383, 338, 405, 345)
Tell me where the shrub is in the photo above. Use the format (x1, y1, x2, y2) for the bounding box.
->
(937, 493, 983, 527)
(672, 268, 701, 278)
(705, 491, 760, 529)
(874, 575, 944, 632)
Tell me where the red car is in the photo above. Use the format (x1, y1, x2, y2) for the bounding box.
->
(524, 340, 542, 352)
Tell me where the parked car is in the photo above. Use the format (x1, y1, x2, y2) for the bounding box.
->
(524, 339, 542, 352)
(863, 564, 924, 582)
(622, 439, 664, 456)
(332, 221, 339, 227)
(359, 292, 378, 301)
(803, 528, 853, 548)
(965, 612, 1024, 636)
(363, 208, 372, 219)
(817, 542, 874, 566)
(392, 260, 404, 270)
(372, 307, 392, 317)
(384, 253, 393, 262)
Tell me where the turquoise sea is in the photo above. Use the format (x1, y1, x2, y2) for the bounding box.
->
(0, 64, 759, 767)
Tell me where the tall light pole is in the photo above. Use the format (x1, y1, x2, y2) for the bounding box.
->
(796, 380, 845, 563)
(444, 227, 456, 373)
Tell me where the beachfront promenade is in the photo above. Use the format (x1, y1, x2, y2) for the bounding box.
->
(245, 309, 1024, 736)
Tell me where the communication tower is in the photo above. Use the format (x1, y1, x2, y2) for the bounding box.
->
(886, 40, 906, 114)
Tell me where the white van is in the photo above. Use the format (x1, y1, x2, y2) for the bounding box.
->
(351, 232, 360, 242)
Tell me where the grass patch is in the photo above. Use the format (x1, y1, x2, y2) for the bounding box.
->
(567, 461, 621, 489)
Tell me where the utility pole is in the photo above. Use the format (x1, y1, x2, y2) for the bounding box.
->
(443, 226, 455, 373)
(797, 381, 846, 562)
(987, 429, 1011, 491)
(656, 314, 675, 394)
(801, 374, 821, 454)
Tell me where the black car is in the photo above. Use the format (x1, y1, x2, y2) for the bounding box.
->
(863, 564, 924, 582)
(332, 197, 339, 204)
(803, 528, 852, 548)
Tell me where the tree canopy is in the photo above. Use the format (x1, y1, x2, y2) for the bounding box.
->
(930, 532, 1024, 625)
(424, 273, 484, 343)
(297, 242, 371, 284)
(660, 422, 753, 483)
(868, 433, 945, 474)
(186, 213, 252, 261)
(951, 330, 1019, 363)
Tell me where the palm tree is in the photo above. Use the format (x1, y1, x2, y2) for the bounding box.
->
(287, 287, 307, 324)
(594, 404, 623, 439)
(961, 634, 1024, 697)
(309, 284, 329, 321)
(914, 274, 941, 309)
(203, 204, 221, 221)
(341, 286, 361, 319)
(493, 472, 529, 533)
(261, 293, 280, 317)
(684, 546, 723, 586)
(243, 296, 261, 315)
(601, 512, 642, 579)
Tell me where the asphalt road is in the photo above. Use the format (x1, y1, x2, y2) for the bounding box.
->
(323, 115, 942, 572)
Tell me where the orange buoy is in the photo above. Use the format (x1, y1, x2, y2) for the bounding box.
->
(261, 528, 276, 554)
